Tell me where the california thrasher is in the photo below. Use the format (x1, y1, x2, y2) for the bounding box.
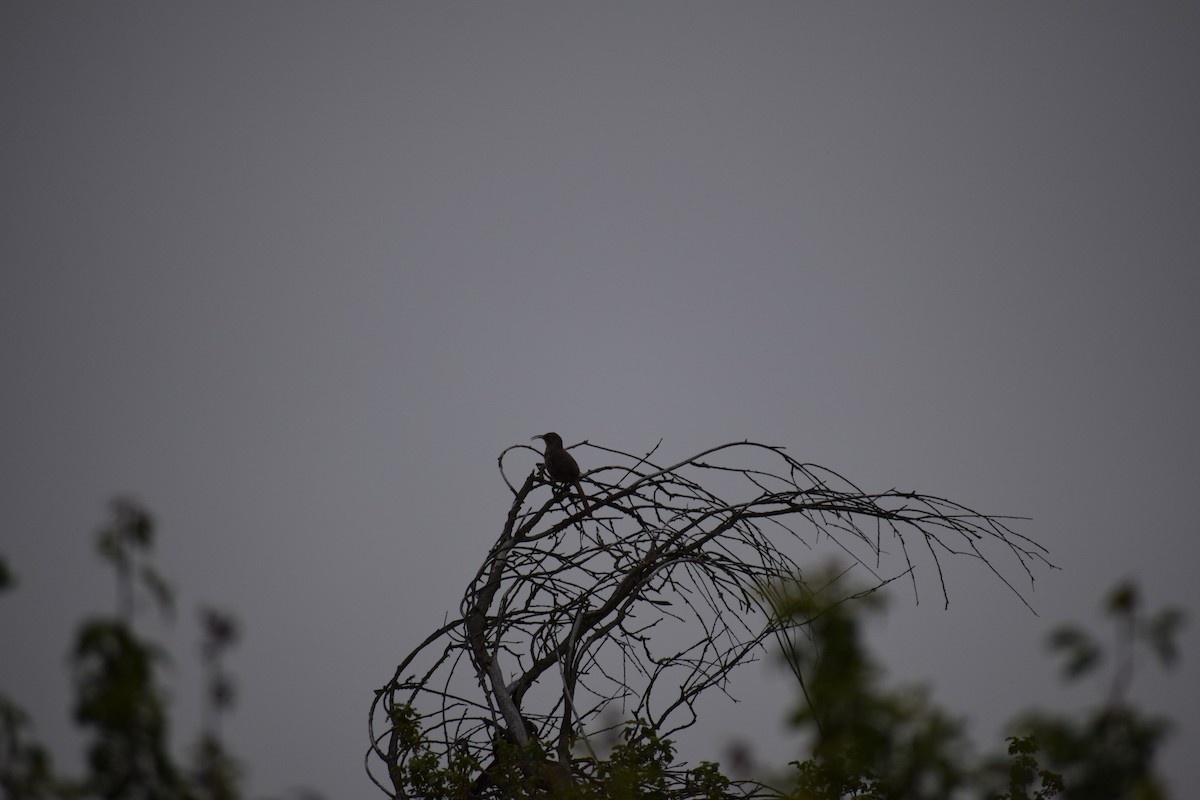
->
(532, 432, 588, 501)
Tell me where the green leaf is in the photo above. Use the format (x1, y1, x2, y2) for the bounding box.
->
(1106, 580, 1139, 616)
(1145, 608, 1186, 667)
(1047, 625, 1102, 680)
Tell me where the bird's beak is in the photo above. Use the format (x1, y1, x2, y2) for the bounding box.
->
(531, 435, 543, 441)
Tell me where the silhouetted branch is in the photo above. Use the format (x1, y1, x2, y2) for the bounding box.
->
(367, 439, 1054, 798)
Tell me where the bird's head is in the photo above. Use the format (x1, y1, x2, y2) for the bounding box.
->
(532, 432, 564, 448)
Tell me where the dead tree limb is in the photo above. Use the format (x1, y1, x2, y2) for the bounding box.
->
(366, 439, 1055, 798)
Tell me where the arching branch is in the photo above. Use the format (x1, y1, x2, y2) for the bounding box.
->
(367, 439, 1055, 799)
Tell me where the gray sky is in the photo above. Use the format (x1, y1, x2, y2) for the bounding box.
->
(3, 3, 1198, 797)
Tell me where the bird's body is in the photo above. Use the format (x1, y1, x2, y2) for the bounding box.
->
(532, 432, 588, 502)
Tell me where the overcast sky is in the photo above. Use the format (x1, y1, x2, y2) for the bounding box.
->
(3, 3, 1198, 798)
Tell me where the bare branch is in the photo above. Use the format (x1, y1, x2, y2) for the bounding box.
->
(367, 439, 1055, 798)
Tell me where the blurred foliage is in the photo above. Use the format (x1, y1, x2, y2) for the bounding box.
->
(0, 557, 14, 593)
(1, 500, 246, 800)
(1, 696, 64, 800)
(775, 573, 969, 799)
(0, 504, 1187, 800)
(72, 619, 187, 799)
(776, 568, 1184, 800)
(1006, 580, 1184, 800)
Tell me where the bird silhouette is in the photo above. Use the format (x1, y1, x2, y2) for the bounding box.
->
(532, 432, 588, 502)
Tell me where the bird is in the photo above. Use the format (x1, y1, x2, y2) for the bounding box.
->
(532, 432, 588, 502)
